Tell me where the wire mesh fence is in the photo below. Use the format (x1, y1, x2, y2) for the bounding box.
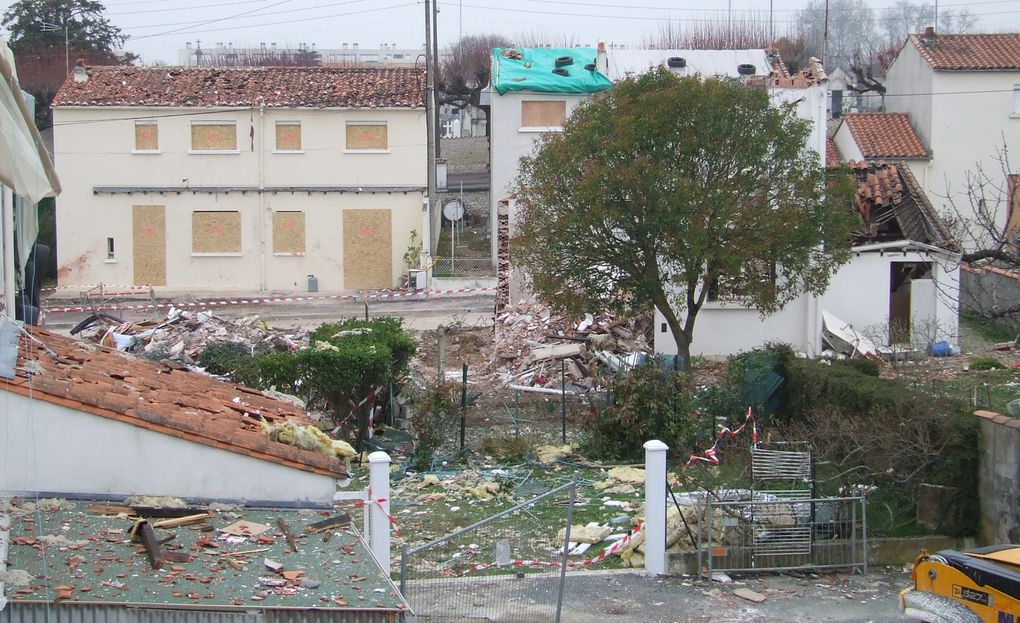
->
(699, 495, 867, 575)
(432, 257, 495, 277)
(399, 479, 578, 622)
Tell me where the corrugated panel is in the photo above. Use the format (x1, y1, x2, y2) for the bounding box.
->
(2, 604, 259, 623)
(265, 610, 396, 623)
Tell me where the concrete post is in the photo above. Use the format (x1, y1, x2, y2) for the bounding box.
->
(368, 451, 392, 575)
(643, 439, 669, 576)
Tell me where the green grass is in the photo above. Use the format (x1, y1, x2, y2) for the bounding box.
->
(961, 312, 1019, 344)
(924, 368, 1020, 415)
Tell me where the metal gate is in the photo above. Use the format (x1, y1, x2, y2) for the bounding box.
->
(399, 478, 577, 622)
(699, 494, 868, 575)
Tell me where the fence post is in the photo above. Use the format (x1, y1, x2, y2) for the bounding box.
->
(643, 439, 668, 576)
(368, 451, 392, 575)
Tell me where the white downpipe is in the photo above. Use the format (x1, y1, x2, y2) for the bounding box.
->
(257, 105, 266, 292)
(643, 439, 668, 576)
(368, 450, 392, 575)
(2, 186, 14, 316)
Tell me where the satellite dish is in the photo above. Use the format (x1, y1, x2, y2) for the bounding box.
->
(443, 199, 464, 222)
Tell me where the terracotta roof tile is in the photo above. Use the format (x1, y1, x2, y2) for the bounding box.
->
(53, 65, 425, 108)
(843, 113, 928, 159)
(909, 33, 1020, 71)
(4, 327, 347, 479)
(848, 160, 953, 246)
(826, 138, 842, 167)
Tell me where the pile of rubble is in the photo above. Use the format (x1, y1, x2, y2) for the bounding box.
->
(494, 297, 653, 390)
(72, 308, 306, 367)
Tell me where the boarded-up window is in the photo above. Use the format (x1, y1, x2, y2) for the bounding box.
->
(134, 121, 158, 151)
(191, 122, 237, 151)
(133, 205, 166, 286)
(346, 122, 388, 150)
(273, 211, 305, 253)
(192, 211, 241, 253)
(521, 100, 566, 127)
(275, 122, 301, 151)
(343, 209, 392, 289)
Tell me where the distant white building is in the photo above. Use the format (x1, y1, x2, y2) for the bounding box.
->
(179, 41, 430, 67)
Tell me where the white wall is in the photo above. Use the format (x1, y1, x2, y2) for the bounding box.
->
(655, 247, 960, 357)
(0, 394, 338, 503)
(54, 106, 427, 291)
(886, 44, 1020, 237)
(489, 92, 588, 262)
(770, 81, 829, 167)
(832, 121, 864, 162)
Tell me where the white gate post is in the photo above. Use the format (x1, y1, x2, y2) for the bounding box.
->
(368, 451, 392, 575)
(643, 439, 668, 576)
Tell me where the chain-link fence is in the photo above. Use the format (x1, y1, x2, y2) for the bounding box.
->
(399, 478, 578, 622)
(432, 258, 494, 277)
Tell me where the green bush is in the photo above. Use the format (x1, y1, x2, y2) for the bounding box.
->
(233, 352, 301, 396)
(411, 382, 459, 471)
(835, 357, 880, 377)
(199, 341, 252, 376)
(581, 365, 705, 462)
(970, 356, 1005, 371)
(778, 357, 911, 424)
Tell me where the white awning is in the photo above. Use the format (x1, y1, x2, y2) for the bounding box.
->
(0, 36, 60, 204)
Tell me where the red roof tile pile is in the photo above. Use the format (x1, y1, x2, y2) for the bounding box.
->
(849, 160, 904, 221)
(910, 33, 1020, 71)
(53, 66, 425, 108)
(843, 113, 928, 159)
(4, 327, 347, 478)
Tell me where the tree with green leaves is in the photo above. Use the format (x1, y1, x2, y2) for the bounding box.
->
(514, 68, 857, 366)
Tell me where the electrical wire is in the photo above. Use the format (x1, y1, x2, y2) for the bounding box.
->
(131, 0, 295, 40)
(119, 0, 376, 31)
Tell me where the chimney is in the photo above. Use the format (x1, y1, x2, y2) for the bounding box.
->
(73, 59, 88, 83)
(596, 40, 608, 75)
(922, 26, 936, 46)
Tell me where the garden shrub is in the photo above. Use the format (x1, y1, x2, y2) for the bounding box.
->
(970, 356, 1004, 371)
(199, 341, 251, 376)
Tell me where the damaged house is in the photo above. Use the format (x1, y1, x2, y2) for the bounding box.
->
(52, 65, 427, 293)
(654, 159, 960, 358)
(0, 325, 408, 620)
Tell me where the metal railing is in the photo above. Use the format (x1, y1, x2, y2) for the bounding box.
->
(399, 478, 577, 622)
(432, 257, 495, 277)
(699, 495, 867, 576)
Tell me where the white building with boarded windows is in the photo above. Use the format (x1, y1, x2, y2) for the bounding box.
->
(52, 65, 427, 292)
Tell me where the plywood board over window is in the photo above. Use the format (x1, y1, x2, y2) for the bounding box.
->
(132, 205, 166, 286)
(134, 121, 158, 151)
(343, 209, 392, 289)
(345, 123, 387, 150)
(521, 100, 566, 127)
(192, 211, 242, 254)
(191, 123, 237, 151)
(276, 122, 301, 151)
(273, 211, 305, 253)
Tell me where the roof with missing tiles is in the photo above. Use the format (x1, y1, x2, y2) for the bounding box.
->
(53, 65, 425, 108)
(848, 159, 953, 247)
(908, 32, 1020, 71)
(842, 113, 929, 159)
(3, 327, 347, 479)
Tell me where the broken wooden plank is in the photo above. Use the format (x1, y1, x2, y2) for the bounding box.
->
(131, 506, 208, 518)
(305, 513, 351, 534)
(528, 343, 583, 363)
(277, 518, 300, 553)
(138, 521, 163, 570)
(161, 551, 191, 563)
(153, 513, 210, 529)
(86, 504, 133, 516)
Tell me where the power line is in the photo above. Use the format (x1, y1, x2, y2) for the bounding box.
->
(131, 0, 295, 40)
(125, 3, 418, 39)
(123, 0, 375, 32)
(107, 0, 295, 17)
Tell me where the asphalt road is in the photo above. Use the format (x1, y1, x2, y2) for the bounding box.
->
(40, 292, 496, 334)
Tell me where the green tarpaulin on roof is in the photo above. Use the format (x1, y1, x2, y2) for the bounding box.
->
(492, 47, 613, 95)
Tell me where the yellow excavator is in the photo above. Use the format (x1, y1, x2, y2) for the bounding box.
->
(900, 546, 1020, 623)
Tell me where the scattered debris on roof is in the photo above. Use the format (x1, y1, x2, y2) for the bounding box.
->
(3, 499, 407, 612)
(909, 31, 1020, 71)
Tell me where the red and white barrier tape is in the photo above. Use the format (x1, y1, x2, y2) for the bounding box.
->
(354, 486, 402, 538)
(684, 407, 757, 467)
(44, 287, 497, 314)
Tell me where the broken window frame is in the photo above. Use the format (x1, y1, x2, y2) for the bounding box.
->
(705, 259, 778, 303)
(274, 120, 303, 153)
(133, 119, 160, 154)
(344, 121, 389, 153)
(189, 120, 239, 154)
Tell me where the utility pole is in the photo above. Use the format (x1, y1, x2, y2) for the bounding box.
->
(432, 0, 442, 159)
(424, 0, 438, 256)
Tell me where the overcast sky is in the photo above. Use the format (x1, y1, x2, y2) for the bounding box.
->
(2, 0, 1019, 65)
